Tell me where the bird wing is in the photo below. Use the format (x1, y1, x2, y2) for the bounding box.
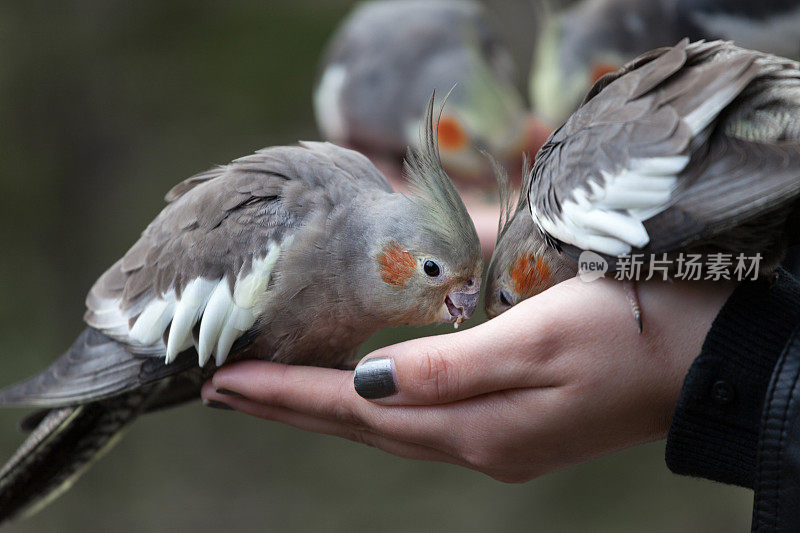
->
(0, 142, 390, 408)
(85, 142, 391, 368)
(0, 328, 196, 408)
(530, 39, 800, 257)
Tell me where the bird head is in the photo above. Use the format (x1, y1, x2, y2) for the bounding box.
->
(484, 158, 576, 318)
(370, 94, 483, 328)
(424, 77, 550, 188)
(314, 0, 550, 189)
(411, 32, 542, 185)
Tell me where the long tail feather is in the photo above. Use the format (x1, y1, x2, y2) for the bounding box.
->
(0, 390, 149, 523)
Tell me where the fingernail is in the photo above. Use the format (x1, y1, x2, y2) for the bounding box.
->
(354, 357, 397, 399)
(204, 400, 234, 411)
(216, 388, 245, 398)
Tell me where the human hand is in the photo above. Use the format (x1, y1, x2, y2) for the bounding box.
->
(201, 277, 734, 482)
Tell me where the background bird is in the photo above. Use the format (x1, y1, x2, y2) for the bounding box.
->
(487, 39, 800, 322)
(313, 0, 551, 255)
(531, 0, 800, 127)
(315, 0, 549, 188)
(0, 99, 482, 523)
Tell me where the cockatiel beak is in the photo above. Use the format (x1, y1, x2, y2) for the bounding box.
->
(442, 277, 481, 328)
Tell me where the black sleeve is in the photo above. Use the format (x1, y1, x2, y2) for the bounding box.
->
(665, 269, 800, 488)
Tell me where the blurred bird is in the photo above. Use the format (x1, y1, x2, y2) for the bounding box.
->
(488, 40, 800, 327)
(0, 98, 482, 522)
(531, 0, 800, 125)
(314, 0, 550, 192)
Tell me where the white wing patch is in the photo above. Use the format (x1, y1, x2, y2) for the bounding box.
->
(119, 240, 286, 366)
(313, 64, 348, 142)
(533, 155, 689, 256)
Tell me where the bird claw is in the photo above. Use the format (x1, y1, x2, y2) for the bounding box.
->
(622, 280, 644, 335)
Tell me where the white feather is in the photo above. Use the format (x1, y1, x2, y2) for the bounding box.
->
(87, 296, 134, 338)
(563, 202, 650, 248)
(629, 156, 689, 176)
(210, 239, 288, 366)
(230, 306, 257, 332)
(197, 281, 234, 366)
(216, 317, 244, 367)
(313, 64, 348, 142)
(233, 242, 282, 308)
(600, 187, 673, 210)
(129, 293, 176, 345)
(99, 238, 291, 367)
(165, 278, 217, 363)
(684, 84, 747, 135)
(534, 153, 689, 255)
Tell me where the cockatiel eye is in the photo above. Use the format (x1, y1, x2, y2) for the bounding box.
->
(423, 259, 442, 277)
(497, 289, 512, 308)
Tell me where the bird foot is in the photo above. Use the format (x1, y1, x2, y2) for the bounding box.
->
(622, 280, 643, 334)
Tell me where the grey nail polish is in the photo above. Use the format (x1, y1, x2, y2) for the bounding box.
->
(354, 357, 397, 399)
(216, 388, 245, 398)
(205, 400, 234, 411)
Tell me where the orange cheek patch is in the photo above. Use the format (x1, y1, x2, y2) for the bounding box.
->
(437, 116, 468, 151)
(379, 242, 416, 286)
(590, 62, 620, 82)
(508, 254, 551, 295)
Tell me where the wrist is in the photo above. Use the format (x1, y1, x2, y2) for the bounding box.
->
(666, 270, 800, 488)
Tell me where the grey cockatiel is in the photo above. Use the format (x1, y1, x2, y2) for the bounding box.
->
(487, 39, 800, 322)
(314, 0, 549, 189)
(484, 158, 577, 318)
(0, 100, 482, 522)
(531, 0, 800, 125)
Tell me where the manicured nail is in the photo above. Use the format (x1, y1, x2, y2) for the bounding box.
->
(354, 357, 397, 399)
(205, 400, 234, 411)
(216, 388, 245, 398)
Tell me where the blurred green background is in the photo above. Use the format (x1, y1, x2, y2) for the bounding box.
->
(0, 1, 751, 531)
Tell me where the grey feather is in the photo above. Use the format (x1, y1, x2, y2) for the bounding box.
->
(531, 39, 800, 269)
(0, 328, 195, 408)
(0, 390, 150, 522)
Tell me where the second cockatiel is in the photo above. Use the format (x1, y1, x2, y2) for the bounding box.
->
(487, 39, 800, 321)
(314, 0, 549, 190)
(0, 99, 482, 523)
(531, 0, 800, 126)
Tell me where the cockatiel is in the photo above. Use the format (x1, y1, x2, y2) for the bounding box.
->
(485, 159, 577, 318)
(0, 98, 482, 522)
(487, 39, 800, 323)
(531, 0, 800, 126)
(313, 0, 550, 191)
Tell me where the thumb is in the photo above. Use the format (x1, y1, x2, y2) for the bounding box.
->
(353, 315, 543, 405)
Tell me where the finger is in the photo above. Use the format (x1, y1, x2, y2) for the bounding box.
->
(353, 313, 559, 405)
(201, 382, 468, 467)
(206, 362, 499, 455)
(208, 360, 449, 445)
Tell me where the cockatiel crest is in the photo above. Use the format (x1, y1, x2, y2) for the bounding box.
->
(0, 94, 481, 522)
